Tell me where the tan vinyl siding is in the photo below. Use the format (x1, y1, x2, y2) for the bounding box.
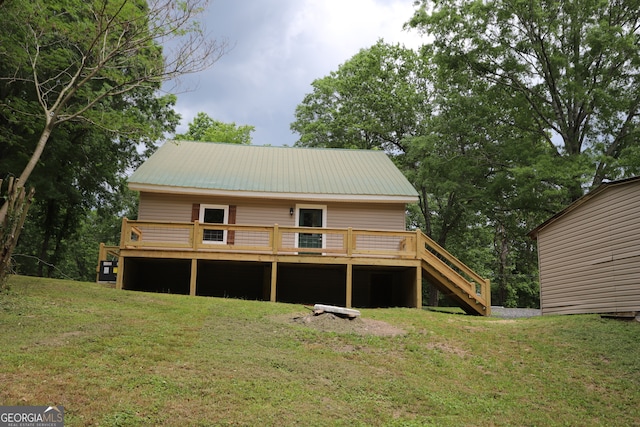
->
(139, 193, 407, 229)
(235, 199, 295, 247)
(235, 199, 297, 227)
(327, 203, 405, 230)
(537, 182, 640, 315)
(329, 203, 406, 251)
(137, 192, 408, 251)
(136, 193, 193, 244)
(138, 193, 293, 247)
(138, 193, 193, 222)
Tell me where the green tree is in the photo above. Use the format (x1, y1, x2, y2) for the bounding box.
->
(407, 0, 640, 198)
(0, 0, 227, 220)
(291, 40, 433, 152)
(0, 0, 226, 281)
(8, 121, 173, 280)
(413, 61, 572, 306)
(176, 112, 255, 144)
(404, 75, 558, 307)
(48, 182, 139, 282)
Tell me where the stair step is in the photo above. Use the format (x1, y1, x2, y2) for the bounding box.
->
(421, 256, 488, 316)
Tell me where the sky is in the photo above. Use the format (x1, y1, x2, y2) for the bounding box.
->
(167, 0, 425, 147)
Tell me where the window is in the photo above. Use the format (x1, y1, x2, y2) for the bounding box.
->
(295, 204, 327, 250)
(199, 204, 228, 243)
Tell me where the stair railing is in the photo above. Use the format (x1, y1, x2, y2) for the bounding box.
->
(417, 230, 491, 307)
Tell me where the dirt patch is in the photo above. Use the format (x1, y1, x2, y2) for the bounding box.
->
(35, 330, 84, 347)
(287, 312, 406, 337)
(426, 341, 468, 357)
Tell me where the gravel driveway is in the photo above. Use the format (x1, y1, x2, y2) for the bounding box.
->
(490, 306, 541, 318)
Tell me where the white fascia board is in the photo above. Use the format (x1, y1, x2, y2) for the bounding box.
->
(128, 183, 419, 204)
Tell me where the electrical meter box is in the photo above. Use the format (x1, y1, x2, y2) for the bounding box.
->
(98, 260, 118, 283)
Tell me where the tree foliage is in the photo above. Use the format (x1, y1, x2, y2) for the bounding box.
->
(407, 0, 640, 193)
(291, 39, 577, 307)
(0, 0, 226, 218)
(404, 62, 568, 307)
(14, 178, 139, 281)
(176, 112, 255, 144)
(292, 3, 640, 307)
(291, 40, 433, 152)
(0, 0, 222, 281)
(6, 124, 159, 280)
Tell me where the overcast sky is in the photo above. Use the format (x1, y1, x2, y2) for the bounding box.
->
(167, 0, 424, 146)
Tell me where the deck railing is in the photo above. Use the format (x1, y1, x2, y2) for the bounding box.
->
(118, 218, 418, 258)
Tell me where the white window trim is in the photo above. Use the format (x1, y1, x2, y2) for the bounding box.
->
(199, 204, 229, 244)
(294, 204, 327, 250)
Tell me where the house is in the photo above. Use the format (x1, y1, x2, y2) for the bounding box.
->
(528, 176, 640, 316)
(98, 141, 490, 315)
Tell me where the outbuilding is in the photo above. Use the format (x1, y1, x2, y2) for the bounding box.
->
(529, 177, 640, 316)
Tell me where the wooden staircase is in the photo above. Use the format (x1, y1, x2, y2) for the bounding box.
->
(417, 231, 491, 316)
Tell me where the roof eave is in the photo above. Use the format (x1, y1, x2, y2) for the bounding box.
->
(129, 182, 419, 204)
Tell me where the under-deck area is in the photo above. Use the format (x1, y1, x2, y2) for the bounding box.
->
(121, 258, 419, 308)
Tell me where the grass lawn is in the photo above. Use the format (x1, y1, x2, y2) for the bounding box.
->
(0, 275, 639, 426)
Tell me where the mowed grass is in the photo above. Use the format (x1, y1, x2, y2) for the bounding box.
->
(0, 276, 639, 426)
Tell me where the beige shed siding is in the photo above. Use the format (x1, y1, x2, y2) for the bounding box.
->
(137, 192, 408, 250)
(537, 183, 640, 315)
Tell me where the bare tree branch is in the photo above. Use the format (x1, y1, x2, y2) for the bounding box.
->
(0, 0, 228, 222)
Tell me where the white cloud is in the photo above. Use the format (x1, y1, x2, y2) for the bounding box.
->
(169, 0, 425, 146)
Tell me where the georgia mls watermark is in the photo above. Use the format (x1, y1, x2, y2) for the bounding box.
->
(0, 406, 64, 427)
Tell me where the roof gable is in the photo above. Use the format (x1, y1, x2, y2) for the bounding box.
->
(129, 141, 419, 203)
(528, 176, 640, 238)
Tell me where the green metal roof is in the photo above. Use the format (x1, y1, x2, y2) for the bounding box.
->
(129, 141, 418, 202)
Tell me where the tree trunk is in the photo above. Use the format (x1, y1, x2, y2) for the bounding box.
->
(419, 188, 432, 237)
(19, 119, 54, 187)
(0, 120, 54, 223)
(0, 178, 35, 286)
(48, 207, 73, 278)
(37, 200, 57, 277)
(495, 222, 509, 306)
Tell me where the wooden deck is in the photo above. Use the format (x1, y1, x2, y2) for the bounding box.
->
(98, 218, 491, 315)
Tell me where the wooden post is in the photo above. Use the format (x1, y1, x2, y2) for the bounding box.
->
(272, 224, 279, 254)
(190, 259, 197, 296)
(115, 218, 127, 290)
(347, 227, 353, 256)
(346, 263, 353, 308)
(119, 217, 128, 247)
(192, 220, 200, 250)
(415, 264, 422, 308)
(484, 279, 491, 316)
(263, 265, 271, 301)
(270, 261, 278, 302)
(115, 255, 124, 290)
